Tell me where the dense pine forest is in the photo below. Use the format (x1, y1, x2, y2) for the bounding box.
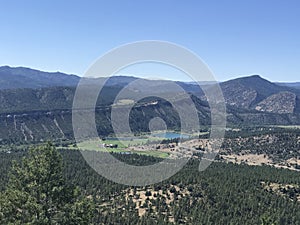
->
(1, 143, 300, 224)
(2, 0, 300, 224)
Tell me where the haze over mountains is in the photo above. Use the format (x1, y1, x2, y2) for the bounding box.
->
(0, 66, 79, 89)
(1, 65, 300, 89)
(1, 65, 300, 144)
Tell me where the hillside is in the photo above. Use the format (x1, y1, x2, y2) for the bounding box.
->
(0, 66, 202, 95)
(1, 67, 300, 144)
(218, 75, 300, 112)
(276, 82, 300, 89)
(0, 66, 80, 89)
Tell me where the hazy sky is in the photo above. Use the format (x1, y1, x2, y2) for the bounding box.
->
(1, 0, 300, 81)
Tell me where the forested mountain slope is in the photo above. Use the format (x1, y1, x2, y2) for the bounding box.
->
(1, 66, 300, 144)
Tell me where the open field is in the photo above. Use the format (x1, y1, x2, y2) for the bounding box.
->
(61, 130, 200, 158)
(113, 99, 135, 106)
(66, 137, 170, 158)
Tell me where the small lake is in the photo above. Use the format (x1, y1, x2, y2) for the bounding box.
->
(151, 132, 189, 139)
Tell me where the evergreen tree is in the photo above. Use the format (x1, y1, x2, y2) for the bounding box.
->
(0, 142, 94, 224)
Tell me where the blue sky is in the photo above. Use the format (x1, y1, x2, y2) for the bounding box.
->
(1, 0, 300, 81)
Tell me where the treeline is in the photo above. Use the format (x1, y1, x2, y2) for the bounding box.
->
(1, 145, 300, 224)
(222, 131, 300, 162)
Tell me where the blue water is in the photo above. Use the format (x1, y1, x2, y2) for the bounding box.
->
(151, 132, 189, 139)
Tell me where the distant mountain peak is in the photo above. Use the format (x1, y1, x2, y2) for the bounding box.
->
(0, 65, 75, 76)
(0, 65, 80, 90)
(219, 74, 300, 110)
(248, 74, 262, 78)
(233, 74, 268, 82)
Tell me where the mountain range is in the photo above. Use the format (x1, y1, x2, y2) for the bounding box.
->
(0, 65, 300, 144)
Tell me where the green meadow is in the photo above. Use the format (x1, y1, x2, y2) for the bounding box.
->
(67, 136, 169, 158)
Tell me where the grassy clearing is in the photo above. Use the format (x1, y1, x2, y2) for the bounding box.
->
(66, 138, 169, 158)
(113, 99, 135, 106)
(61, 131, 196, 158)
(133, 150, 169, 158)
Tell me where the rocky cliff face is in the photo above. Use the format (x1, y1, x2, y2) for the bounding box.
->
(1, 67, 300, 144)
(0, 101, 185, 144)
(218, 75, 300, 113)
(255, 92, 296, 114)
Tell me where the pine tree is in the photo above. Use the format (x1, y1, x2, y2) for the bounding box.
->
(0, 142, 94, 224)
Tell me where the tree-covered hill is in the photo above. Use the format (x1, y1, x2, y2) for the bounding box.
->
(1, 148, 300, 224)
(1, 66, 300, 144)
